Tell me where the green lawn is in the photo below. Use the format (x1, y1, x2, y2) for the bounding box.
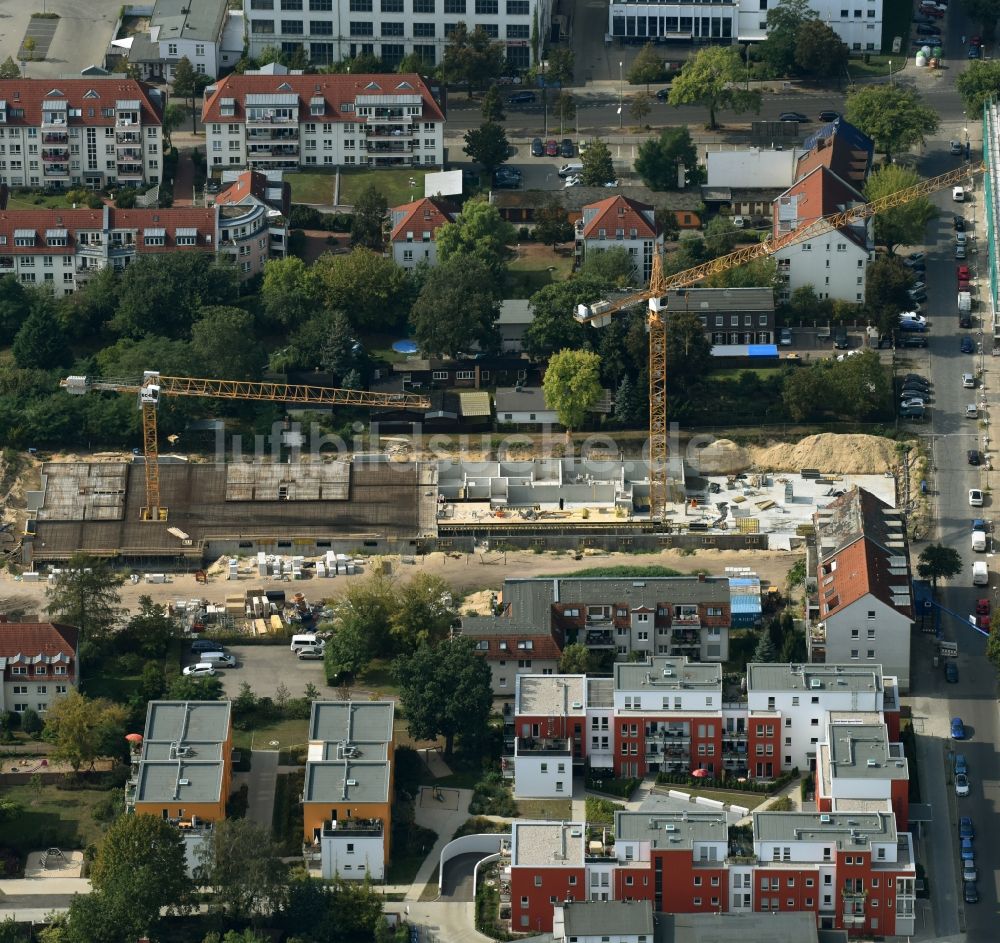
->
(508, 252, 574, 299)
(231, 717, 309, 753)
(4, 782, 111, 854)
(4, 192, 90, 210)
(359, 659, 402, 696)
(339, 169, 429, 207)
(286, 171, 337, 205)
(387, 823, 437, 885)
(712, 366, 787, 381)
(662, 786, 768, 811)
(515, 798, 574, 820)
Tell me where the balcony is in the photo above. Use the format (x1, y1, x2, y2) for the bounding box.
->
(366, 141, 414, 154)
(321, 818, 383, 838)
(671, 630, 700, 645)
(366, 124, 417, 139)
(247, 145, 299, 158)
(42, 131, 68, 144)
(41, 113, 68, 129)
(809, 622, 826, 643)
(247, 127, 297, 141)
(117, 163, 143, 179)
(43, 164, 70, 177)
(673, 612, 701, 627)
(116, 131, 141, 145)
(366, 108, 409, 122)
(0, 257, 14, 272)
(585, 629, 614, 648)
(117, 145, 142, 159)
(247, 112, 296, 126)
(41, 149, 69, 161)
(516, 737, 570, 756)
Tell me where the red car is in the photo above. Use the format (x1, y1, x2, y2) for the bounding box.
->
(959, 279, 972, 292)
(976, 615, 991, 630)
(976, 598, 990, 616)
(957, 264, 971, 280)
(544, 139, 559, 156)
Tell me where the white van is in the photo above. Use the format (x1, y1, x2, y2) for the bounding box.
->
(200, 651, 237, 668)
(973, 530, 987, 552)
(973, 561, 989, 586)
(290, 633, 324, 653)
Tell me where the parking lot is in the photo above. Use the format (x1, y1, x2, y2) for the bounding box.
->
(185, 642, 329, 700)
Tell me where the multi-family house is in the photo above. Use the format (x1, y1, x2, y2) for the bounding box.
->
(301, 701, 395, 880)
(552, 900, 655, 943)
(509, 809, 915, 936)
(795, 120, 874, 192)
(808, 487, 914, 691)
(123, 0, 245, 81)
(772, 165, 872, 304)
(575, 195, 661, 285)
(201, 72, 445, 173)
(243, 0, 551, 69)
(608, 0, 883, 51)
(0, 622, 78, 715)
(389, 196, 455, 270)
(663, 287, 775, 349)
(0, 78, 164, 189)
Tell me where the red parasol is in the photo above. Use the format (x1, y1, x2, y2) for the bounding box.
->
(125, 733, 143, 743)
(691, 768, 711, 778)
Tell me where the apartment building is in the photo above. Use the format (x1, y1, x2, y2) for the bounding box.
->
(575, 195, 661, 286)
(0, 203, 283, 293)
(508, 809, 915, 936)
(389, 196, 455, 270)
(508, 659, 900, 794)
(202, 71, 445, 172)
(808, 488, 914, 690)
(0, 622, 78, 715)
(244, 0, 550, 69)
(608, 0, 883, 51)
(302, 701, 395, 880)
(0, 78, 163, 189)
(461, 575, 735, 695)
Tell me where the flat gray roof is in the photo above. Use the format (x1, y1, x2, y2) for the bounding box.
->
(615, 811, 728, 849)
(746, 662, 883, 694)
(309, 701, 394, 745)
(144, 700, 231, 745)
(517, 675, 586, 716)
(825, 723, 907, 781)
(587, 677, 614, 708)
(615, 657, 723, 693)
(561, 900, 654, 937)
(304, 760, 390, 804)
(655, 911, 824, 943)
(151, 0, 227, 43)
(512, 821, 585, 867)
(664, 287, 775, 314)
(753, 810, 897, 847)
(135, 758, 224, 804)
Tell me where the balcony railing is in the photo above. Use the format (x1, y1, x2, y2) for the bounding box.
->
(247, 145, 299, 157)
(247, 112, 297, 126)
(517, 737, 570, 755)
(43, 164, 69, 176)
(117, 164, 143, 178)
(41, 114, 68, 129)
(673, 613, 701, 626)
(322, 818, 383, 838)
(41, 149, 69, 161)
(366, 124, 418, 138)
(366, 108, 409, 122)
(366, 141, 414, 154)
(247, 128, 297, 140)
(42, 132, 68, 144)
(585, 630, 614, 648)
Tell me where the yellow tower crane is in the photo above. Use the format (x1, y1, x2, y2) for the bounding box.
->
(575, 161, 986, 520)
(62, 371, 431, 522)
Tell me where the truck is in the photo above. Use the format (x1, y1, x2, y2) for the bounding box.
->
(973, 561, 989, 586)
(958, 290, 972, 314)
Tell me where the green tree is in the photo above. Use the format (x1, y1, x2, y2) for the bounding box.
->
(336, 570, 398, 659)
(629, 94, 651, 126)
(703, 216, 739, 258)
(46, 552, 125, 657)
(319, 308, 359, 379)
(543, 349, 603, 430)
(199, 819, 285, 921)
(172, 56, 211, 132)
(440, 22, 505, 96)
(89, 813, 192, 939)
(43, 690, 128, 773)
(957, 60, 1000, 118)
(523, 278, 602, 359)
(627, 43, 664, 91)
(668, 46, 762, 130)
(864, 255, 916, 337)
(436, 199, 515, 293)
(22, 37, 37, 61)
(863, 164, 938, 255)
(463, 121, 510, 174)
(580, 246, 644, 286)
(558, 642, 594, 673)
(140, 662, 166, 701)
(666, 309, 713, 387)
(752, 631, 778, 662)
(986, 617, 1000, 673)
(703, 253, 777, 290)
(166, 675, 225, 700)
(311, 249, 410, 331)
(555, 91, 576, 136)
(964, 0, 1000, 37)
(635, 126, 698, 192)
(0, 57, 19, 79)
(410, 256, 501, 357)
(779, 627, 807, 662)
(162, 103, 188, 149)
(391, 572, 455, 651)
(547, 47, 575, 84)
(0, 276, 29, 345)
(580, 139, 616, 186)
(118, 595, 179, 659)
(480, 85, 506, 122)
(324, 620, 373, 680)
(760, 0, 817, 75)
(260, 256, 319, 328)
(20, 707, 43, 736)
(393, 637, 492, 757)
(917, 543, 963, 588)
(794, 20, 849, 77)
(533, 197, 574, 247)
(613, 373, 644, 425)
(844, 84, 939, 162)
(350, 183, 388, 252)
(12, 298, 69, 369)
(191, 306, 265, 380)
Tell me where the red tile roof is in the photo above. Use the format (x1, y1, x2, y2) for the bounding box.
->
(390, 197, 456, 243)
(0, 78, 161, 127)
(202, 73, 445, 124)
(0, 206, 217, 254)
(0, 622, 78, 658)
(773, 166, 868, 251)
(481, 635, 563, 661)
(580, 195, 657, 239)
(215, 170, 269, 206)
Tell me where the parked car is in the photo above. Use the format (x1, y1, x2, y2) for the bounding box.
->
(564, 174, 582, 188)
(964, 881, 979, 904)
(530, 137, 544, 157)
(969, 45, 982, 58)
(898, 334, 927, 348)
(951, 140, 965, 155)
(199, 652, 237, 668)
(956, 232, 968, 246)
(183, 663, 216, 677)
(960, 816, 975, 839)
(506, 91, 536, 105)
(967, 404, 979, 419)
(903, 373, 929, 387)
(958, 264, 971, 279)
(560, 138, 574, 158)
(901, 397, 927, 410)
(976, 598, 990, 616)
(779, 327, 793, 346)
(908, 290, 928, 304)
(954, 185, 966, 202)
(955, 753, 969, 775)
(191, 639, 222, 654)
(957, 244, 968, 259)
(963, 865, 979, 883)
(955, 215, 966, 231)
(544, 139, 559, 156)
(818, 110, 841, 121)
(952, 717, 966, 739)
(833, 326, 849, 348)
(970, 488, 984, 506)
(655, 87, 671, 101)
(962, 335, 976, 353)
(778, 111, 809, 122)
(297, 646, 325, 660)
(956, 773, 971, 796)
(970, 34, 983, 45)
(906, 252, 926, 266)
(945, 660, 959, 682)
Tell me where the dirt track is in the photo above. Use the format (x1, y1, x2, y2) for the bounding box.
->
(0, 548, 802, 619)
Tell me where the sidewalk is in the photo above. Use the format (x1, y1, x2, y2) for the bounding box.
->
(172, 148, 195, 205)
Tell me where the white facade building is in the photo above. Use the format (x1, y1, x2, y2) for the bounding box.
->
(609, 0, 883, 51)
(244, 0, 551, 69)
(202, 71, 445, 172)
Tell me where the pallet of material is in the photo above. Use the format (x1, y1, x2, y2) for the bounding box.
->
(253, 618, 268, 636)
(755, 499, 777, 511)
(270, 614, 284, 633)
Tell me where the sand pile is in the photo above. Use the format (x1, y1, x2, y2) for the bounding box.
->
(462, 588, 499, 616)
(691, 439, 752, 474)
(749, 433, 899, 475)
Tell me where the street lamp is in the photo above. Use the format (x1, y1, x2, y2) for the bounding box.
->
(619, 60, 624, 130)
(888, 60, 893, 85)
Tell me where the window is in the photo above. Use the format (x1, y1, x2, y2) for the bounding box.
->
(507, 24, 529, 37)
(168, 43, 178, 56)
(282, 0, 303, 7)
(851, 649, 859, 659)
(350, 20, 374, 34)
(414, 21, 435, 34)
(415, 0, 435, 8)
(444, 0, 465, 11)
(349, 0, 372, 9)
(35, 666, 47, 675)
(382, 21, 404, 34)
(382, 0, 404, 8)
(311, 20, 333, 32)
(281, 19, 304, 32)
(251, 0, 275, 7)
(476, 0, 498, 10)
(507, 0, 529, 10)
(310, 0, 333, 7)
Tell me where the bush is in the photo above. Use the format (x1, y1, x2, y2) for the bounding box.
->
(584, 773, 639, 799)
(19, 708, 42, 736)
(114, 188, 138, 209)
(768, 796, 794, 812)
(585, 796, 624, 825)
(468, 772, 518, 817)
(452, 817, 510, 840)
(92, 790, 124, 823)
(115, 652, 144, 675)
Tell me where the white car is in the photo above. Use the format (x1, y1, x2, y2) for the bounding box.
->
(956, 773, 971, 797)
(956, 232, 968, 246)
(909, 281, 926, 293)
(732, 216, 746, 228)
(964, 865, 979, 883)
(964, 373, 976, 388)
(956, 245, 967, 259)
(954, 186, 966, 202)
(970, 488, 984, 507)
(564, 175, 582, 188)
(967, 404, 979, 418)
(297, 646, 325, 660)
(603, 180, 620, 188)
(901, 397, 926, 409)
(183, 663, 216, 677)
(899, 310, 925, 321)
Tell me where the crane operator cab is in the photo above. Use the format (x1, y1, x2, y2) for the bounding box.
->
(140, 370, 161, 407)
